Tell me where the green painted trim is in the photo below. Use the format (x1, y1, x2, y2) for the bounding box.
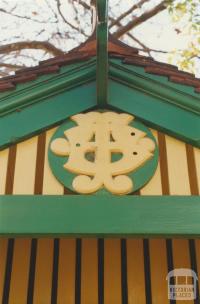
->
(114, 58, 200, 100)
(109, 60, 200, 115)
(0, 82, 96, 150)
(1, 195, 200, 237)
(109, 79, 200, 148)
(0, 59, 96, 117)
(96, 0, 108, 107)
(0, 57, 200, 149)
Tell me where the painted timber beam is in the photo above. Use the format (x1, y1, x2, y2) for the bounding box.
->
(1, 195, 200, 237)
(0, 58, 200, 149)
(0, 59, 96, 117)
(109, 60, 200, 148)
(0, 82, 96, 150)
(0, 60, 97, 150)
(109, 60, 200, 115)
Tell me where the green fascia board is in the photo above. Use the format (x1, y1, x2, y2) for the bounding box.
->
(109, 60, 200, 115)
(0, 58, 96, 100)
(109, 79, 200, 148)
(0, 57, 200, 149)
(1, 195, 200, 237)
(0, 59, 96, 117)
(110, 58, 200, 102)
(0, 81, 96, 150)
(108, 61, 200, 148)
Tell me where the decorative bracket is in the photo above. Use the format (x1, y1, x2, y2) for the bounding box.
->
(96, 0, 108, 108)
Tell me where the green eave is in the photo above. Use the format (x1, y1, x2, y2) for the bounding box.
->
(0, 57, 200, 149)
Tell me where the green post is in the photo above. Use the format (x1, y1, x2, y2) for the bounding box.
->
(96, 0, 108, 107)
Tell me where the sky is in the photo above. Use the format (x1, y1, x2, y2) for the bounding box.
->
(0, 0, 199, 77)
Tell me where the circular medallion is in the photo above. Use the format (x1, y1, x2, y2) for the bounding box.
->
(48, 111, 159, 195)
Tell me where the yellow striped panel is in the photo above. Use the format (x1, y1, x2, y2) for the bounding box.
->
(32, 130, 60, 304)
(13, 137, 37, 195)
(0, 139, 10, 304)
(9, 239, 31, 304)
(172, 239, 192, 304)
(127, 239, 146, 304)
(104, 239, 121, 304)
(166, 136, 192, 302)
(57, 238, 76, 304)
(0, 239, 8, 303)
(1, 127, 197, 197)
(0, 148, 9, 194)
(0, 149, 9, 303)
(81, 239, 98, 304)
(140, 130, 162, 195)
(141, 132, 168, 303)
(149, 239, 169, 304)
(9, 137, 38, 304)
(165, 135, 190, 195)
(33, 239, 54, 304)
(43, 128, 64, 195)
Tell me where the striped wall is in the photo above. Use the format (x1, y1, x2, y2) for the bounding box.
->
(0, 126, 199, 303)
(0, 127, 199, 196)
(1, 237, 200, 303)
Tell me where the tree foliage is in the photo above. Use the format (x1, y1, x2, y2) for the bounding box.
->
(167, 0, 200, 73)
(0, 0, 199, 78)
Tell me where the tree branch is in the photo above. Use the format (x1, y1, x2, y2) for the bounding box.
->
(113, 1, 167, 38)
(0, 70, 9, 77)
(110, 16, 168, 57)
(0, 41, 64, 56)
(44, 0, 59, 23)
(65, 0, 96, 34)
(109, 0, 149, 29)
(0, 7, 56, 24)
(74, 0, 90, 10)
(0, 63, 25, 69)
(56, 0, 89, 37)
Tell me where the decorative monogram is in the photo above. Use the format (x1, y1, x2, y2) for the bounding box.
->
(50, 112, 155, 194)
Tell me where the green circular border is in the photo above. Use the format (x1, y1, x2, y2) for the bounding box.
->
(48, 114, 159, 195)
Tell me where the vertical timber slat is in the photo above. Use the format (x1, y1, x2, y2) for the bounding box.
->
(140, 130, 162, 195)
(9, 137, 37, 304)
(33, 239, 54, 304)
(166, 135, 192, 304)
(126, 239, 146, 304)
(42, 128, 64, 195)
(0, 149, 9, 195)
(165, 135, 190, 195)
(57, 239, 76, 304)
(33, 131, 54, 304)
(141, 131, 169, 304)
(0, 239, 8, 304)
(0, 149, 9, 303)
(81, 239, 98, 304)
(104, 239, 121, 304)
